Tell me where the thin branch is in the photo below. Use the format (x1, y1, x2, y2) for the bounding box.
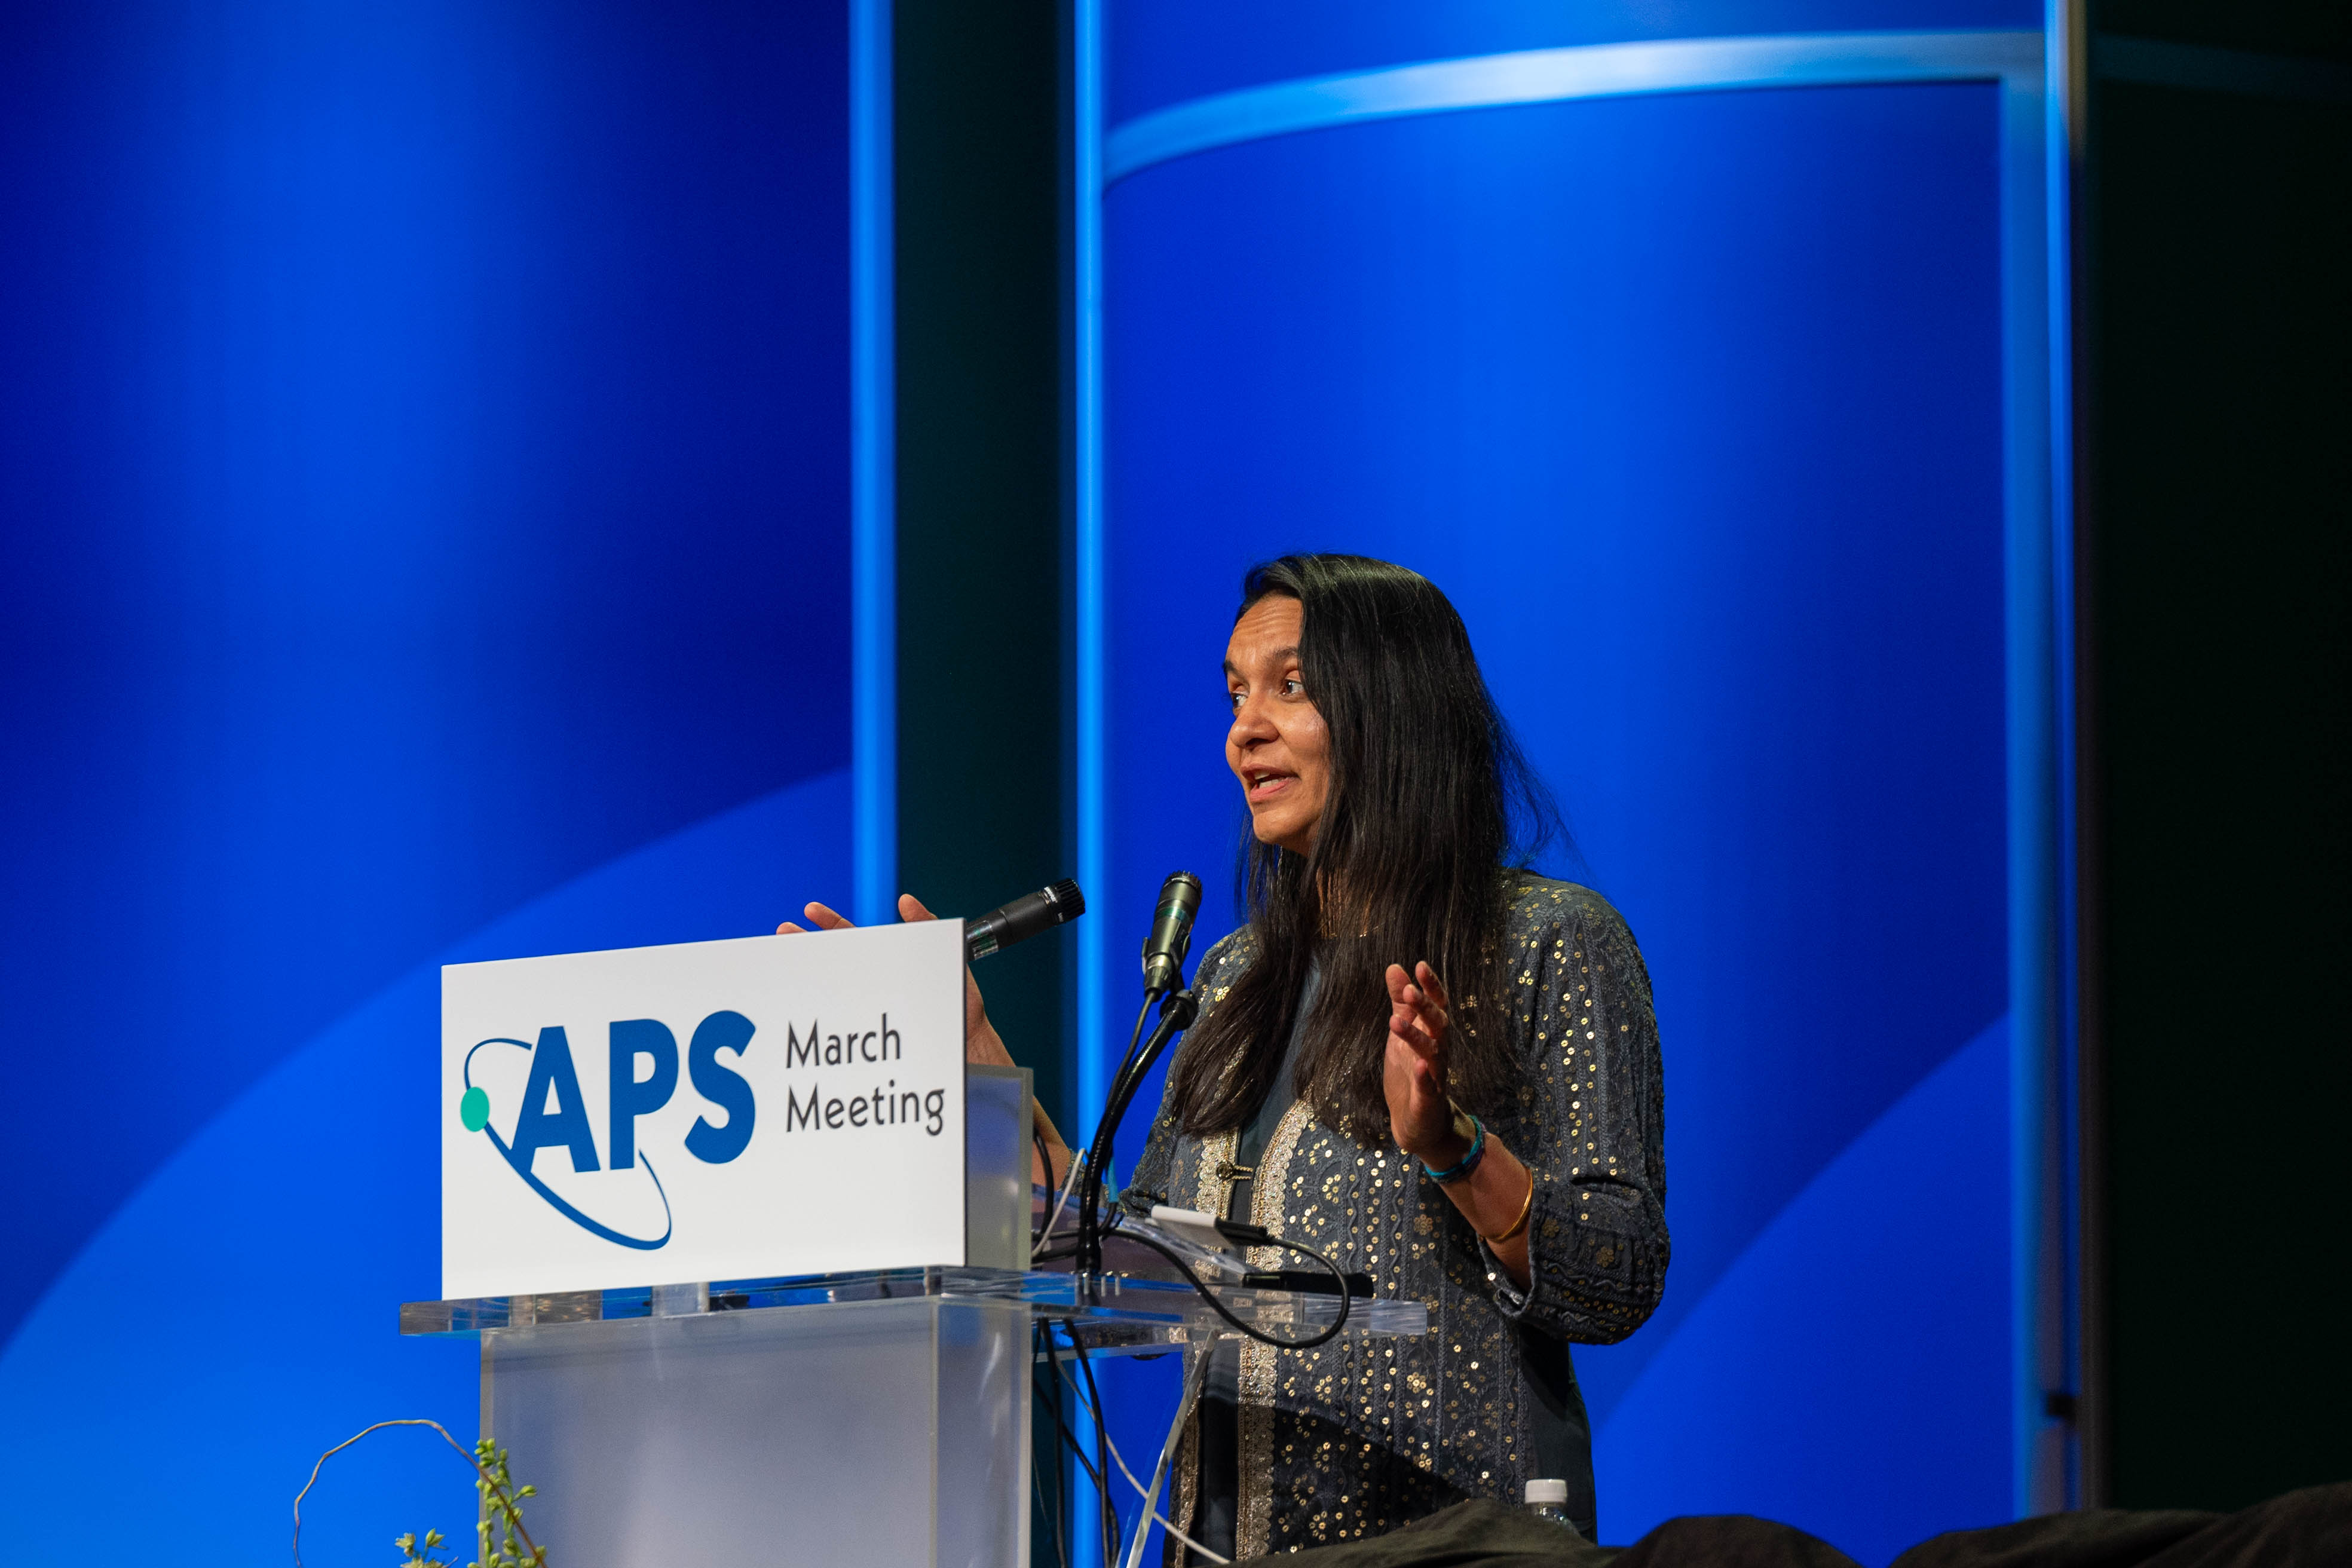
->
(293, 1417, 544, 1568)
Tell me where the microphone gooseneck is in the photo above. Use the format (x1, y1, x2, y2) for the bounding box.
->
(1077, 869, 1205, 1276)
(1055, 867, 1356, 1345)
(965, 878, 1085, 962)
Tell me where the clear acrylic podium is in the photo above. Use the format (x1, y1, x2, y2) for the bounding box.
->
(401, 1264, 1430, 1568)
(410, 1065, 1427, 1564)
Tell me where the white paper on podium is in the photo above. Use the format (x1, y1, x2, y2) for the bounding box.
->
(440, 921, 966, 1298)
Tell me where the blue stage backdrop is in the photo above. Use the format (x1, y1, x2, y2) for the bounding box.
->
(0, 1, 853, 1559)
(1076, 2, 2060, 1563)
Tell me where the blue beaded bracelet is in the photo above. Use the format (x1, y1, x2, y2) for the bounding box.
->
(1423, 1114, 1486, 1185)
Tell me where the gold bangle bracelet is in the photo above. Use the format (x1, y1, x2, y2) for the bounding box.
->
(1483, 1171, 1536, 1245)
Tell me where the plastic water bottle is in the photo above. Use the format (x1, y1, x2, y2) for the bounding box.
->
(1524, 1478, 1575, 1529)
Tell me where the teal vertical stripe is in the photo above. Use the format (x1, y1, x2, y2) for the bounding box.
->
(1071, 0, 1110, 1560)
(2044, 0, 2088, 1508)
(1999, 61, 2051, 1520)
(2020, 0, 2082, 1514)
(852, 0, 896, 926)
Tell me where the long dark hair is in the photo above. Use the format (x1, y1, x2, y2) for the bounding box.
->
(1166, 554, 1566, 1142)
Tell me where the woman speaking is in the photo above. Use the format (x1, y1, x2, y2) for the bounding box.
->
(788, 554, 1668, 1557)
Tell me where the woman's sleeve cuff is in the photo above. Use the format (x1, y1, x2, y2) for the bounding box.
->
(1475, 1179, 1563, 1321)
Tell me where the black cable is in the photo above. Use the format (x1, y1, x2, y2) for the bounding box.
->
(1032, 1346, 1096, 1568)
(1037, 1365, 1113, 1568)
(1036, 1327, 1102, 1484)
(1080, 989, 1196, 1274)
(1083, 997, 1155, 1197)
(1059, 996, 1157, 1279)
(1037, 1367, 1111, 1568)
(1095, 999, 1159, 1160)
(1091, 999, 1156, 1180)
(1107, 1223, 1355, 1349)
(1031, 1319, 1082, 1568)
(1252, 1229, 1356, 1340)
(1068, 1327, 1121, 1566)
(1034, 1368, 1105, 1493)
(1033, 1440, 1068, 1568)
(1117, 996, 1154, 1087)
(1045, 1321, 1119, 1567)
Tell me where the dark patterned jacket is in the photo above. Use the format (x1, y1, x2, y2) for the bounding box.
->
(1128, 877, 1670, 1558)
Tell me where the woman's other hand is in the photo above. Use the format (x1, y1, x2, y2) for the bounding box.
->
(778, 894, 1015, 1070)
(1385, 958, 1534, 1286)
(776, 892, 1070, 1184)
(775, 901, 855, 935)
(1383, 961, 1463, 1165)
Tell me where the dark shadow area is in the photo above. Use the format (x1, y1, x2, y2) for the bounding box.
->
(2083, 0, 2352, 1512)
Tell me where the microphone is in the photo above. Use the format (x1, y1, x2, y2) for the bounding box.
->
(965, 878, 1085, 961)
(1140, 871, 1203, 993)
(1080, 871, 1206, 1272)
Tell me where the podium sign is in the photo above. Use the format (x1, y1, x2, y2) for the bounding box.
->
(441, 922, 967, 1298)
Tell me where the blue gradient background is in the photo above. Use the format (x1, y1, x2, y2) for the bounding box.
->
(0, 0, 2042, 1561)
(0, 0, 851, 1556)
(1091, 15, 2024, 1563)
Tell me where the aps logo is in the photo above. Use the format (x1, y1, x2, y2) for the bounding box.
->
(459, 1012, 757, 1250)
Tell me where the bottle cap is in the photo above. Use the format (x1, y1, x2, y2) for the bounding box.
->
(1524, 1478, 1569, 1505)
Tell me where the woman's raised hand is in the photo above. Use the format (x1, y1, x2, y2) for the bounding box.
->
(1382, 961, 1462, 1164)
(777, 893, 1014, 1068)
(1384, 959, 1534, 1284)
(777, 901, 856, 935)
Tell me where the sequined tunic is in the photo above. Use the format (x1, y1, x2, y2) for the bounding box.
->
(1126, 877, 1670, 1558)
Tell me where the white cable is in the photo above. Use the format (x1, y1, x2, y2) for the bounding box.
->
(1122, 1344, 1217, 1568)
(1034, 1147, 1088, 1262)
(1093, 1369, 1229, 1567)
(1050, 1349, 1232, 1565)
